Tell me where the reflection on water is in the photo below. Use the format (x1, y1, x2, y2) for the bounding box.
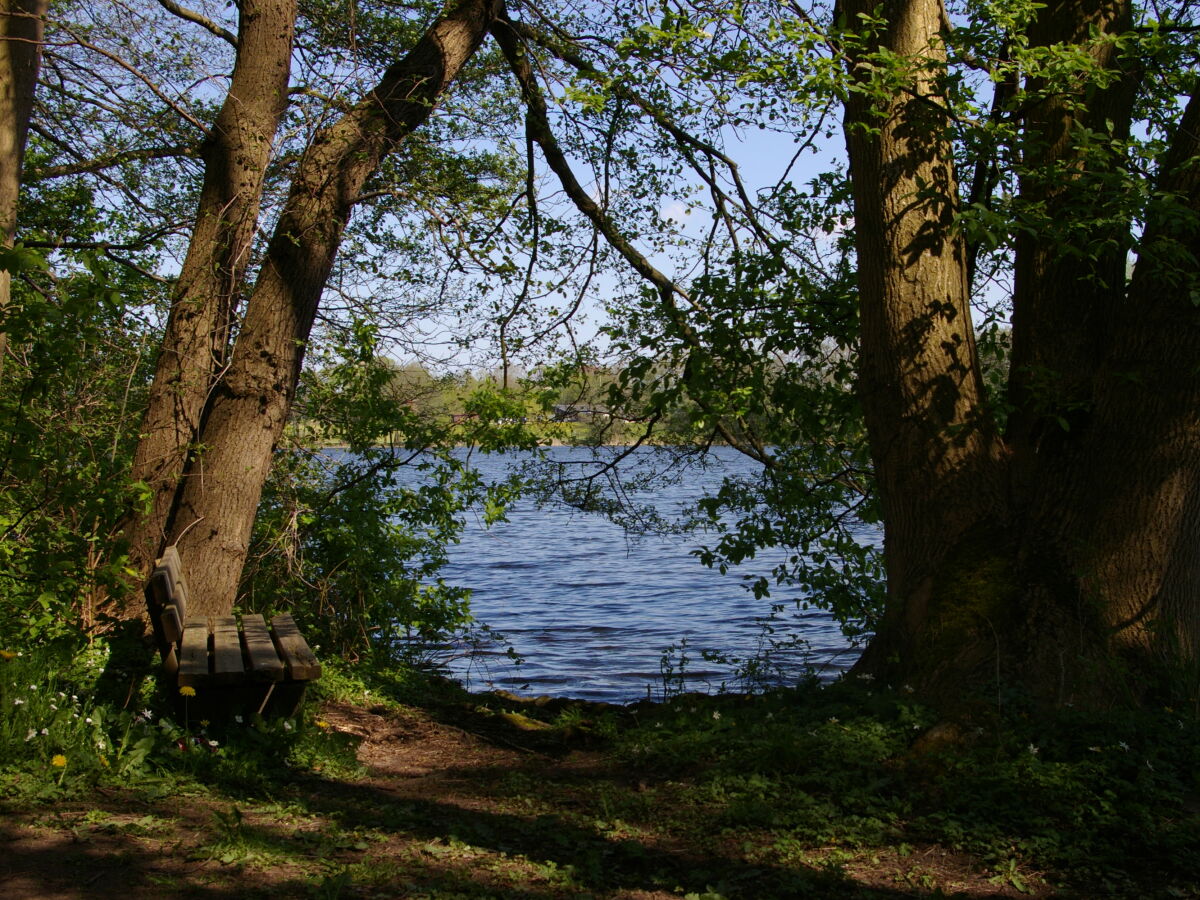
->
(429, 446, 865, 703)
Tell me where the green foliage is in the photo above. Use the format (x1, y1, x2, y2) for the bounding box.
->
(0, 240, 161, 650)
(245, 331, 541, 664)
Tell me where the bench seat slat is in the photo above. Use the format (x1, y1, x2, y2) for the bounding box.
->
(241, 614, 285, 682)
(178, 616, 211, 687)
(270, 613, 322, 681)
(210, 616, 246, 685)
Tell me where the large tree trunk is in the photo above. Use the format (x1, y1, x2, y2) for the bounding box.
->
(0, 0, 47, 380)
(843, 0, 1200, 707)
(167, 0, 499, 615)
(839, 0, 1008, 692)
(121, 0, 297, 595)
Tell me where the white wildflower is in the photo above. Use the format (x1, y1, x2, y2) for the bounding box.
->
(1118, 740, 1130, 752)
(24, 729, 36, 741)
(828, 716, 840, 724)
(1028, 743, 1039, 755)
(234, 715, 243, 724)
(13, 698, 24, 705)
(712, 711, 721, 721)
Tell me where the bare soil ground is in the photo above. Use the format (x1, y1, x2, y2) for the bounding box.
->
(0, 699, 1056, 899)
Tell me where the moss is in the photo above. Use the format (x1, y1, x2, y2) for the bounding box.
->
(928, 538, 1017, 637)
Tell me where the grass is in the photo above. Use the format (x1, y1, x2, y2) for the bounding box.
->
(1, 641, 1197, 898)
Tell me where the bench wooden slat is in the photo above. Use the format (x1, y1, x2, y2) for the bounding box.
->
(158, 546, 182, 587)
(171, 573, 189, 621)
(211, 616, 245, 685)
(161, 603, 183, 645)
(178, 616, 211, 687)
(270, 613, 322, 681)
(241, 614, 285, 682)
(148, 557, 187, 638)
(146, 567, 173, 610)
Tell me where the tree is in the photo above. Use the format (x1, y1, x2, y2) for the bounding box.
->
(121, 0, 298, 590)
(833, 0, 1200, 706)
(0, 0, 48, 377)
(144, 0, 498, 613)
(107, 0, 766, 615)
(562, 0, 1199, 709)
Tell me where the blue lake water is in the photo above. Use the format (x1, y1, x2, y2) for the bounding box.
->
(428, 446, 864, 702)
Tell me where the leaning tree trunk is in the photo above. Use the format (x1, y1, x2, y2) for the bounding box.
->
(0, 0, 47, 381)
(842, 0, 1200, 708)
(166, 0, 499, 615)
(121, 0, 297, 596)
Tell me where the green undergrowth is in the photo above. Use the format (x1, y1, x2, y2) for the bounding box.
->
(2, 641, 1198, 897)
(602, 680, 1200, 896)
(0, 641, 364, 801)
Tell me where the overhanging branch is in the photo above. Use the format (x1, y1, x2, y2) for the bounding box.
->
(155, 0, 238, 48)
(492, 13, 773, 466)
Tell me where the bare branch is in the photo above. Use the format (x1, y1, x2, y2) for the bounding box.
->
(511, 19, 774, 247)
(155, 0, 238, 47)
(493, 13, 774, 466)
(28, 143, 198, 180)
(53, 23, 209, 134)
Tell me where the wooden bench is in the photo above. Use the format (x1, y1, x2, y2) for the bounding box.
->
(144, 546, 321, 719)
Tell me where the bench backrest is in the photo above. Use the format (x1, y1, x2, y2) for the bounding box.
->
(145, 546, 189, 673)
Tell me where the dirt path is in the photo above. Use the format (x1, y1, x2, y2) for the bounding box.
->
(0, 700, 1049, 899)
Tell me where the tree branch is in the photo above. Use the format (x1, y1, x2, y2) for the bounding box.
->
(493, 13, 773, 465)
(155, 0, 238, 48)
(511, 19, 774, 247)
(27, 144, 198, 180)
(54, 23, 209, 134)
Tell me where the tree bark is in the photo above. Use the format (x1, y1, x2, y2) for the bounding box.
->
(839, 0, 1007, 692)
(0, 0, 47, 380)
(121, 0, 297, 594)
(843, 0, 1200, 707)
(168, 0, 499, 615)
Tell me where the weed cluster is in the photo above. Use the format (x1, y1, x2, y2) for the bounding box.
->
(0, 642, 361, 801)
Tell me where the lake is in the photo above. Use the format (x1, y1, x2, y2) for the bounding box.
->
(428, 446, 863, 703)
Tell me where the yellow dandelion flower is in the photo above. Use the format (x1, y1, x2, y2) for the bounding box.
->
(0, 649, 16, 660)
(179, 685, 196, 698)
(315, 719, 330, 730)
(51, 754, 67, 768)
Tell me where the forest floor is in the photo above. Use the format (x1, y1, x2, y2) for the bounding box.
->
(0, 689, 1086, 900)
(4, 667, 1198, 900)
